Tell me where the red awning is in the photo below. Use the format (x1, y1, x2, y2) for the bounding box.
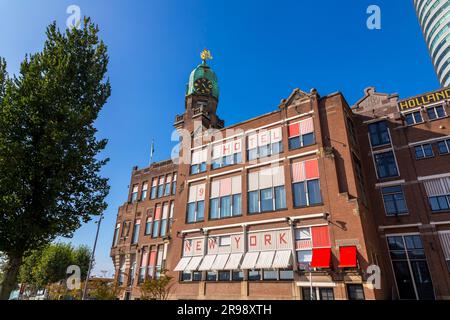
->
(310, 248, 331, 268)
(339, 246, 357, 268)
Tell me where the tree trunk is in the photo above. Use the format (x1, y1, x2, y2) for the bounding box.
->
(0, 253, 23, 300)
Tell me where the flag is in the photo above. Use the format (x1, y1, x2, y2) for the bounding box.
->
(150, 140, 155, 163)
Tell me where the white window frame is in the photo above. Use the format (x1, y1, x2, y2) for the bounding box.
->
(414, 143, 434, 159)
(426, 104, 447, 120)
(380, 184, 409, 217)
(372, 148, 400, 180)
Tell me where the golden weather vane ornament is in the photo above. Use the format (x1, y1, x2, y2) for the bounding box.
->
(200, 49, 213, 64)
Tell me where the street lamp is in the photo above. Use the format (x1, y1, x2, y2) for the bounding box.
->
(82, 213, 104, 300)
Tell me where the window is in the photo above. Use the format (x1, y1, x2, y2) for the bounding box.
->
(347, 284, 365, 300)
(218, 271, 231, 281)
(353, 154, 368, 206)
(295, 226, 331, 270)
(131, 219, 140, 244)
(423, 178, 450, 212)
(187, 184, 205, 223)
(131, 184, 138, 202)
(145, 217, 153, 236)
(138, 250, 148, 284)
(190, 149, 207, 175)
(113, 223, 120, 246)
(164, 175, 172, 196)
(427, 105, 446, 120)
(292, 159, 322, 207)
(207, 272, 217, 281)
(248, 167, 286, 214)
(415, 144, 434, 159)
(319, 288, 335, 300)
(141, 182, 148, 201)
(279, 270, 294, 280)
(152, 205, 161, 238)
(211, 140, 242, 170)
(368, 120, 390, 147)
(387, 235, 434, 300)
(297, 250, 312, 269)
(147, 248, 157, 280)
(381, 185, 408, 216)
(169, 201, 175, 230)
(160, 203, 169, 237)
(232, 271, 244, 281)
(263, 270, 278, 280)
(302, 287, 335, 300)
(129, 254, 136, 285)
(248, 270, 261, 281)
(247, 127, 283, 161)
(374, 151, 399, 179)
(288, 118, 315, 150)
(429, 196, 450, 212)
(118, 256, 126, 286)
(302, 287, 317, 300)
(404, 111, 423, 126)
(437, 139, 450, 154)
(172, 174, 177, 195)
(155, 246, 164, 279)
(209, 176, 242, 220)
(150, 178, 157, 199)
(157, 177, 165, 198)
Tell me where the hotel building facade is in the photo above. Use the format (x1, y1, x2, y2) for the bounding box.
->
(110, 56, 450, 300)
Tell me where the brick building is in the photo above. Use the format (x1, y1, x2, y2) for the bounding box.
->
(110, 53, 450, 300)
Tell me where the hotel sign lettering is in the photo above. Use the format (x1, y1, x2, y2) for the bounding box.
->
(398, 88, 450, 111)
(183, 229, 293, 257)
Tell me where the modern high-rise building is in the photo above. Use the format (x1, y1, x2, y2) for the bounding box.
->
(414, 0, 450, 87)
(110, 51, 450, 300)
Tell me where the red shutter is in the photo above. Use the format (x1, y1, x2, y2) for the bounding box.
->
(288, 123, 300, 137)
(310, 248, 331, 268)
(154, 205, 162, 220)
(339, 246, 357, 268)
(312, 226, 330, 248)
(305, 159, 319, 180)
(149, 250, 157, 267)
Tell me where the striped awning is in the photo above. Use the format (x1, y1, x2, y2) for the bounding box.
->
(224, 253, 243, 270)
(174, 257, 192, 271)
(184, 256, 203, 272)
(439, 232, 450, 259)
(211, 254, 230, 271)
(255, 251, 276, 269)
(240, 252, 260, 269)
(272, 250, 293, 269)
(198, 255, 217, 271)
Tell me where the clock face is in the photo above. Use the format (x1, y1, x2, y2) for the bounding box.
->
(194, 78, 213, 95)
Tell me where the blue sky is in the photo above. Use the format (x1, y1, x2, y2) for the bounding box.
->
(0, 0, 439, 276)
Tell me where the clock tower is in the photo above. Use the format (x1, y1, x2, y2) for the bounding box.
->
(174, 49, 224, 133)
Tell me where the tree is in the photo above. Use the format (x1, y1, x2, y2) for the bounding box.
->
(88, 278, 121, 300)
(18, 243, 91, 293)
(140, 270, 173, 300)
(0, 17, 111, 300)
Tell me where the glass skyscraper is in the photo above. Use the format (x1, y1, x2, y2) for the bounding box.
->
(414, 0, 450, 87)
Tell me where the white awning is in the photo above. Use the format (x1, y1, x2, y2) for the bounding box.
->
(255, 251, 276, 269)
(240, 252, 260, 269)
(185, 256, 203, 272)
(224, 253, 243, 270)
(198, 255, 217, 271)
(174, 257, 192, 271)
(211, 254, 230, 271)
(272, 250, 293, 269)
